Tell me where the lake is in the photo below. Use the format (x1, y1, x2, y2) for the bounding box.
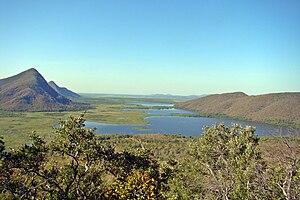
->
(85, 102, 299, 136)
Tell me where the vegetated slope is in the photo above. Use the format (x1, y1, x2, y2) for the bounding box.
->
(177, 92, 300, 126)
(48, 81, 80, 99)
(0, 68, 87, 111)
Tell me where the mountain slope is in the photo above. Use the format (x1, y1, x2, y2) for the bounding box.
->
(0, 68, 86, 111)
(177, 92, 300, 126)
(48, 81, 80, 99)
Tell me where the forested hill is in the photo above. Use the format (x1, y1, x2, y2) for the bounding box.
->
(177, 92, 300, 126)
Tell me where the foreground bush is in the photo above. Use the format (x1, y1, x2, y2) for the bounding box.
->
(0, 114, 173, 199)
(0, 116, 299, 199)
(188, 124, 266, 199)
(172, 124, 300, 199)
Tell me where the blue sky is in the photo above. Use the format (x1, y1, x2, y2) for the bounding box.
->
(0, 0, 299, 95)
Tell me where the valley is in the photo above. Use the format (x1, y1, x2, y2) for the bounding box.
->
(1, 94, 299, 149)
(0, 69, 300, 199)
(1, 1, 300, 197)
(0, 69, 299, 199)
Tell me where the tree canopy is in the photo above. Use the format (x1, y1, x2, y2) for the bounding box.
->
(0, 115, 299, 199)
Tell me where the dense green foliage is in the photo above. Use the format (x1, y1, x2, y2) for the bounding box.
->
(187, 124, 264, 198)
(0, 115, 299, 199)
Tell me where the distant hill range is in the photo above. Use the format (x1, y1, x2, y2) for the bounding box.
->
(177, 92, 300, 127)
(0, 68, 87, 111)
(149, 94, 206, 100)
(48, 81, 80, 99)
(80, 93, 206, 101)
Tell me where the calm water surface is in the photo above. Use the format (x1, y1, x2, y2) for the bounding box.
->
(86, 102, 299, 136)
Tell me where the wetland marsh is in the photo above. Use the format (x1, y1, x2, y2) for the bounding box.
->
(1, 96, 299, 148)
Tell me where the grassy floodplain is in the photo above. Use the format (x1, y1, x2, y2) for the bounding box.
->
(1, 95, 300, 149)
(0, 95, 300, 199)
(0, 95, 298, 168)
(0, 96, 177, 148)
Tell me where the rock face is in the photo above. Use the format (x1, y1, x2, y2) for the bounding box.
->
(0, 68, 86, 111)
(177, 92, 300, 125)
(48, 81, 80, 99)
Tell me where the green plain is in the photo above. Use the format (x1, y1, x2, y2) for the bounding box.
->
(0, 96, 175, 148)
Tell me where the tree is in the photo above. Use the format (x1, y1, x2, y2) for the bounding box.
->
(0, 133, 49, 199)
(0, 136, 4, 156)
(188, 123, 266, 199)
(266, 137, 300, 200)
(0, 136, 8, 197)
(0, 114, 173, 199)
